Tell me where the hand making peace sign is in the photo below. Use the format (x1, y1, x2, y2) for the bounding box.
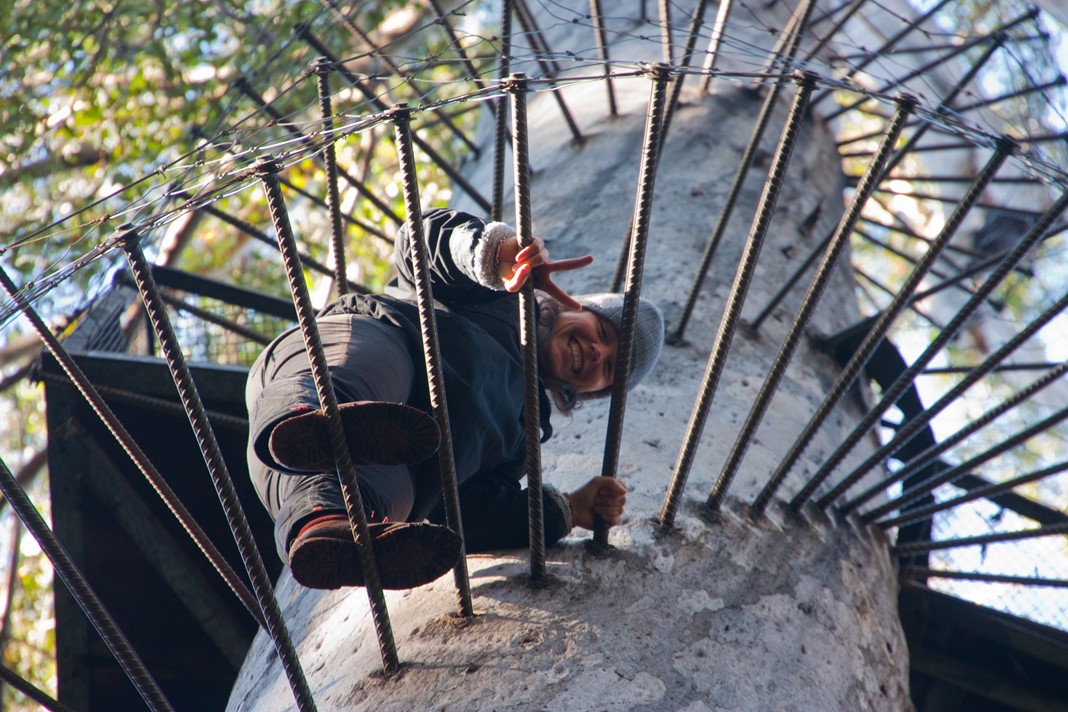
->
(496, 235, 595, 311)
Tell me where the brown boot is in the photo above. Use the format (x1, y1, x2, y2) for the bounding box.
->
(268, 401, 439, 473)
(289, 515, 462, 590)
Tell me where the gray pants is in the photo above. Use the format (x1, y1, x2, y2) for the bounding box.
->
(245, 315, 420, 563)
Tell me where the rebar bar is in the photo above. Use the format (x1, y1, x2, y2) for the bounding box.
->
(855, 264, 942, 328)
(834, 288, 1068, 513)
(900, 567, 1068, 588)
(823, 11, 1035, 124)
(115, 265, 275, 344)
(860, 402, 1068, 523)
(859, 214, 1012, 269)
(0, 662, 77, 712)
(670, 61, 806, 343)
(789, 187, 1068, 509)
(880, 34, 1007, 177)
(659, 72, 817, 526)
(658, 0, 672, 64)
(748, 227, 834, 331)
(754, 0, 816, 85)
(118, 224, 320, 705)
(737, 95, 914, 517)
(0, 456, 175, 712)
(593, 63, 671, 546)
(320, 0, 480, 155)
(254, 157, 400, 675)
(195, 198, 370, 293)
(427, 0, 494, 100)
(756, 139, 1015, 510)
(846, 360, 1068, 516)
(801, 0, 868, 62)
(697, 0, 735, 94)
(925, 361, 1063, 375)
(233, 74, 404, 225)
(853, 226, 979, 302)
(589, 0, 618, 116)
(501, 75, 548, 580)
(0, 265, 265, 628)
(296, 25, 493, 213)
(390, 107, 474, 615)
(492, 0, 513, 222)
(659, 0, 709, 141)
(277, 174, 390, 244)
(892, 520, 1068, 556)
(879, 458, 1068, 530)
(313, 58, 348, 298)
(511, 0, 583, 142)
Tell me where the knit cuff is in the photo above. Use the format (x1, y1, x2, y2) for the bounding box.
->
(544, 484, 573, 536)
(473, 221, 515, 290)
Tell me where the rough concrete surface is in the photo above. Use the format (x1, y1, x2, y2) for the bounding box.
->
(229, 3, 912, 709)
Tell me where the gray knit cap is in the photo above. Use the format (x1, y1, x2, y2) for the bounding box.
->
(576, 293, 665, 392)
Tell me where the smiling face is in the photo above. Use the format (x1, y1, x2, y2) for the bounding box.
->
(541, 309, 619, 393)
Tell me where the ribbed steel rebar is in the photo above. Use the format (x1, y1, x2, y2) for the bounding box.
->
(892, 520, 1068, 557)
(670, 62, 803, 343)
(807, 0, 952, 107)
(755, 138, 1015, 510)
(748, 227, 834, 331)
(118, 224, 319, 706)
(735, 95, 915, 517)
(277, 174, 391, 245)
(589, 0, 618, 116)
(658, 0, 673, 64)
(879, 34, 1006, 177)
(296, 25, 492, 213)
(233, 74, 403, 225)
(659, 72, 816, 526)
(254, 157, 400, 675)
(659, 0, 709, 141)
(492, 0, 513, 222)
(0, 456, 175, 712)
(313, 58, 348, 298)
(824, 7, 1037, 121)
(860, 402, 1068, 523)
(0, 265, 265, 628)
(503, 75, 547, 580)
(801, 0, 868, 63)
(593, 63, 670, 546)
(196, 198, 371, 292)
(0, 662, 77, 712)
(319, 0, 479, 154)
(754, 0, 816, 84)
(789, 187, 1068, 510)
(845, 360, 1068, 515)
(925, 361, 1063, 375)
(427, 0, 494, 99)
(879, 459, 1068, 530)
(900, 567, 1068, 588)
(953, 76, 1067, 114)
(850, 228, 987, 308)
(390, 107, 474, 615)
(698, 0, 735, 94)
(835, 287, 1068, 513)
(511, 0, 583, 142)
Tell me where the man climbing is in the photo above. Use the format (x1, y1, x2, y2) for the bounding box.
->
(246, 208, 664, 590)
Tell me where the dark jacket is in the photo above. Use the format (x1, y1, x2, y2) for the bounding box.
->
(319, 208, 570, 551)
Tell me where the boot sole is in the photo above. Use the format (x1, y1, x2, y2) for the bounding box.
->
(290, 522, 462, 590)
(269, 401, 440, 472)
